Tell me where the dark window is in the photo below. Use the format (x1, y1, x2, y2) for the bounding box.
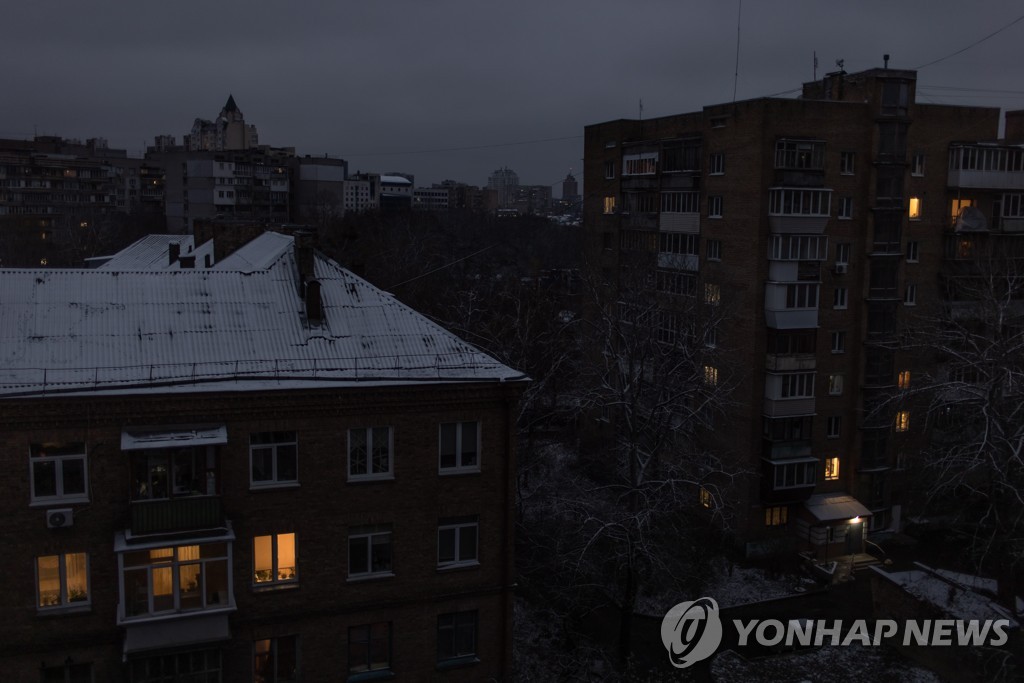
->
(348, 623, 391, 674)
(437, 611, 478, 663)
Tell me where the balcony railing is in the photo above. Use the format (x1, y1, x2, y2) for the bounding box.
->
(130, 496, 224, 536)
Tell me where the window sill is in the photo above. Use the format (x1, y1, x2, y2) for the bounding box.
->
(252, 581, 299, 593)
(347, 669, 394, 682)
(436, 656, 480, 671)
(249, 482, 300, 492)
(347, 572, 395, 583)
(37, 604, 92, 617)
(437, 561, 480, 573)
(438, 468, 481, 477)
(347, 475, 395, 484)
(30, 497, 89, 508)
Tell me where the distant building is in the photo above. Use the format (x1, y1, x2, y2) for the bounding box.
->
(561, 171, 579, 202)
(413, 187, 450, 212)
(344, 173, 381, 213)
(487, 167, 519, 208)
(290, 156, 348, 224)
(0, 231, 526, 680)
(186, 95, 259, 152)
(512, 185, 552, 215)
(379, 174, 413, 211)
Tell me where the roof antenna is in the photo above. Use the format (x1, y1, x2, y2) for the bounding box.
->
(884, 53, 890, 69)
(732, 0, 743, 102)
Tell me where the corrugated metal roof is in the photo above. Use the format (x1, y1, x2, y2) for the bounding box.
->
(0, 233, 524, 396)
(97, 234, 215, 271)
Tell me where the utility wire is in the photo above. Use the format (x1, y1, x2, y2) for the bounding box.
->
(343, 135, 582, 159)
(388, 243, 499, 289)
(915, 12, 1024, 70)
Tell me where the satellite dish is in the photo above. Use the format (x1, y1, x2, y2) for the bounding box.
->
(955, 206, 988, 233)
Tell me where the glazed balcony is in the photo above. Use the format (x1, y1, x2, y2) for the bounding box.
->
(130, 496, 224, 536)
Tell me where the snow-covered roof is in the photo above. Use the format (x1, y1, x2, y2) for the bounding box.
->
(872, 564, 1020, 625)
(0, 232, 525, 397)
(804, 493, 872, 522)
(380, 175, 412, 185)
(96, 234, 216, 271)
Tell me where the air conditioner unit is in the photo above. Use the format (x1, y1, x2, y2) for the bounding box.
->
(46, 508, 73, 529)
(834, 263, 848, 275)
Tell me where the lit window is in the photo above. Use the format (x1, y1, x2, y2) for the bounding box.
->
(909, 197, 921, 220)
(30, 443, 88, 505)
(898, 371, 911, 390)
(249, 432, 297, 488)
(765, 506, 788, 526)
(253, 533, 297, 585)
(437, 611, 478, 664)
(348, 427, 392, 480)
(703, 365, 719, 386)
(699, 486, 712, 509)
(36, 553, 89, 609)
(708, 195, 723, 218)
(121, 543, 230, 619)
(439, 422, 480, 473)
(254, 636, 299, 683)
(704, 283, 721, 305)
(827, 416, 841, 438)
(438, 517, 478, 568)
(348, 525, 392, 578)
(603, 196, 616, 214)
(825, 457, 840, 481)
(828, 374, 844, 396)
(349, 622, 391, 674)
(895, 411, 910, 432)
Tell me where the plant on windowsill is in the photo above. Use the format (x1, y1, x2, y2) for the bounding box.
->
(254, 569, 274, 583)
(68, 588, 88, 602)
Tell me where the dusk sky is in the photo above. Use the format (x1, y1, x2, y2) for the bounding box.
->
(3, 1, 1023, 189)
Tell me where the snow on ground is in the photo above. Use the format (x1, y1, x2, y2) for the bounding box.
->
(711, 644, 941, 683)
(879, 567, 1019, 624)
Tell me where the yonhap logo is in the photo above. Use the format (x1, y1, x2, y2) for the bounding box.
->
(660, 597, 723, 668)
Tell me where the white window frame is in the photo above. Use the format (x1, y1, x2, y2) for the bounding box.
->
(437, 518, 479, 569)
(904, 283, 917, 306)
(824, 456, 840, 481)
(348, 525, 393, 579)
(36, 552, 90, 610)
(347, 427, 393, 481)
(709, 153, 724, 175)
(828, 374, 844, 396)
(831, 331, 846, 354)
(840, 151, 855, 175)
(708, 195, 723, 218)
(773, 462, 816, 490)
(253, 533, 297, 586)
(838, 197, 852, 220)
(29, 443, 89, 506)
(833, 287, 848, 310)
(906, 241, 919, 263)
(118, 541, 233, 622)
(439, 421, 480, 474)
(706, 239, 722, 261)
(249, 432, 298, 489)
(827, 416, 841, 439)
(912, 153, 925, 177)
(622, 153, 658, 176)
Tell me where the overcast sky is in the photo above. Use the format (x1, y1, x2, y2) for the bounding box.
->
(3, 1, 1022, 190)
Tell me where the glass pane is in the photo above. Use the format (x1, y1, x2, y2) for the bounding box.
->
(277, 635, 298, 681)
(461, 422, 477, 466)
(277, 534, 296, 580)
(349, 639, 368, 673)
(32, 460, 57, 498)
(251, 447, 273, 482)
(460, 526, 477, 561)
(173, 449, 198, 495)
(124, 567, 149, 616)
(438, 529, 455, 564)
(277, 445, 297, 481)
(349, 537, 368, 574)
(65, 553, 88, 603)
(205, 560, 228, 606)
(254, 536, 273, 582)
(254, 639, 272, 683)
(62, 457, 86, 496)
(149, 460, 169, 499)
(369, 626, 390, 670)
(349, 430, 367, 476)
(152, 566, 174, 612)
(371, 535, 391, 572)
(440, 423, 456, 465)
(37, 555, 61, 607)
(371, 427, 389, 473)
(179, 563, 202, 610)
(455, 615, 476, 654)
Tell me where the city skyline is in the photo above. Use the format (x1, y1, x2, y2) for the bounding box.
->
(3, 1, 1023, 188)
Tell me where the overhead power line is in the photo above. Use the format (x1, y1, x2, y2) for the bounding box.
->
(915, 12, 1024, 70)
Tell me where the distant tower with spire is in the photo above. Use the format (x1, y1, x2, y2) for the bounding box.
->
(186, 94, 259, 151)
(561, 170, 579, 202)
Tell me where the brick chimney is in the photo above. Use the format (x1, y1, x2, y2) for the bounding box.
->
(168, 242, 180, 265)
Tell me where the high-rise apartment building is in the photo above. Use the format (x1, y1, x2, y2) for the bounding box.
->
(583, 67, 1016, 558)
(487, 167, 519, 209)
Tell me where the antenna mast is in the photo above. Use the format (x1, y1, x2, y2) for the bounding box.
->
(732, 0, 742, 102)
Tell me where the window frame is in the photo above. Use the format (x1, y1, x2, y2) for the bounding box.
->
(254, 635, 300, 683)
(437, 517, 479, 569)
(831, 331, 846, 354)
(249, 431, 298, 489)
(828, 374, 844, 396)
(838, 196, 852, 220)
(348, 622, 392, 676)
(833, 287, 848, 310)
(708, 195, 723, 218)
(895, 411, 910, 433)
(824, 456, 840, 481)
(911, 153, 925, 177)
(765, 506, 789, 527)
(347, 525, 393, 579)
(119, 541, 232, 622)
(36, 552, 90, 611)
(439, 421, 481, 474)
(706, 238, 722, 261)
(840, 151, 855, 175)
(437, 611, 479, 665)
(904, 283, 917, 306)
(826, 416, 841, 439)
(709, 152, 725, 175)
(253, 533, 298, 587)
(906, 240, 919, 263)
(29, 443, 89, 506)
(347, 427, 394, 482)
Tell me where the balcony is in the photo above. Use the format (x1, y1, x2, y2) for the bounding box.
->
(763, 397, 815, 418)
(657, 253, 698, 271)
(765, 353, 816, 372)
(659, 212, 699, 233)
(768, 187, 832, 234)
(130, 496, 224, 536)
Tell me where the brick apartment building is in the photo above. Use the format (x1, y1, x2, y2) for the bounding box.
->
(583, 66, 1022, 558)
(0, 232, 526, 681)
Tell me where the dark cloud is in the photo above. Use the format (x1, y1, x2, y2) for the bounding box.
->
(3, 1, 1022, 187)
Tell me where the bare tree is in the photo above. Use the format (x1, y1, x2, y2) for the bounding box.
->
(899, 241, 1024, 611)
